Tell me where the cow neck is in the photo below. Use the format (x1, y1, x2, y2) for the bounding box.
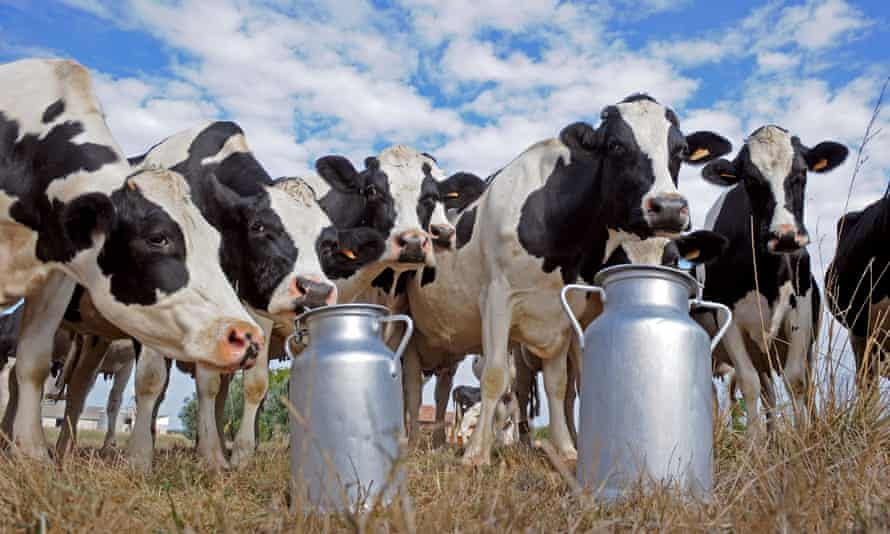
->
(517, 147, 609, 284)
(706, 184, 811, 306)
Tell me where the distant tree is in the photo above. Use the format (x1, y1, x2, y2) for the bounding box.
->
(177, 368, 291, 442)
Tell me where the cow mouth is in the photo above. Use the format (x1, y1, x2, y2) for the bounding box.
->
(432, 237, 454, 250)
(397, 249, 427, 263)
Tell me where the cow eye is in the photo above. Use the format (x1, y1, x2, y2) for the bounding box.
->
(146, 234, 169, 249)
(250, 221, 265, 233)
(608, 141, 626, 156)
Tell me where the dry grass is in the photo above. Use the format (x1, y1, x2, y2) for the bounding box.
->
(1, 394, 889, 533)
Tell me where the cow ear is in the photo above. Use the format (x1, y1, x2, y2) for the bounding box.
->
(438, 172, 486, 211)
(207, 172, 245, 215)
(701, 158, 740, 187)
(803, 141, 848, 173)
(684, 131, 732, 164)
(560, 122, 599, 151)
(673, 230, 728, 265)
(63, 193, 115, 250)
(316, 156, 361, 193)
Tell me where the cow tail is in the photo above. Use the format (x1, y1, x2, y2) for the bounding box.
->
(529, 373, 540, 419)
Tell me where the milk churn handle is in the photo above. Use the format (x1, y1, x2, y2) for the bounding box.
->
(379, 314, 414, 376)
(689, 299, 733, 352)
(560, 284, 606, 350)
(0, 298, 24, 316)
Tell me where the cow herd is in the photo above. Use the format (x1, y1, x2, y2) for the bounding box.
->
(0, 58, 887, 476)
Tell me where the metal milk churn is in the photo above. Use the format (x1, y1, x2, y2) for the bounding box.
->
(286, 304, 413, 513)
(560, 265, 731, 500)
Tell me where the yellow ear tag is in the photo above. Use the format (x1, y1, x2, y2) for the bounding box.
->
(719, 173, 736, 179)
(342, 249, 357, 260)
(811, 158, 828, 171)
(445, 192, 460, 198)
(684, 249, 701, 260)
(689, 148, 710, 161)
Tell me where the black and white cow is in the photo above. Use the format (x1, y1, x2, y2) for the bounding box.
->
(402, 94, 731, 464)
(58, 123, 385, 469)
(826, 195, 890, 387)
(696, 124, 847, 432)
(1, 59, 262, 459)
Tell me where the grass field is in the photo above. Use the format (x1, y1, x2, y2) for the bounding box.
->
(2, 388, 889, 533)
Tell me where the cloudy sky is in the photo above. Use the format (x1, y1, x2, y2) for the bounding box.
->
(2, 0, 888, 427)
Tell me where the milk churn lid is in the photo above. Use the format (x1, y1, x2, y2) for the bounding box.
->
(294, 303, 392, 327)
(593, 264, 702, 298)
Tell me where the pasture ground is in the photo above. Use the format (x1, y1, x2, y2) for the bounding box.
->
(2, 392, 889, 533)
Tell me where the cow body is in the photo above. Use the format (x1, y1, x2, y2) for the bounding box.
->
(697, 125, 847, 432)
(826, 195, 890, 384)
(402, 95, 730, 464)
(1, 59, 262, 459)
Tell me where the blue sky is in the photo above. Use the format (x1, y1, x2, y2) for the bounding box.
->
(2, 0, 889, 427)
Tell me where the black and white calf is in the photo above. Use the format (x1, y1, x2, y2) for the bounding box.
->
(402, 94, 730, 464)
(0, 59, 261, 459)
(826, 195, 890, 386)
(697, 125, 847, 432)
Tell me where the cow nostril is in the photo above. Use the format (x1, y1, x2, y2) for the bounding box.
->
(648, 198, 663, 214)
(227, 328, 247, 349)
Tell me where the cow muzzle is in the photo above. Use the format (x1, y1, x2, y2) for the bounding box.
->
(767, 224, 809, 254)
(291, 276, 337, 310)
(216, 320, 264, 371)
(644, 193, 690, 236)
(430, 223, 456, 249)
(393, 230, 431, 264)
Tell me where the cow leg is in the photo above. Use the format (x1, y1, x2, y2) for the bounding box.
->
(195, 365, 229, 470)
(56, 334, 109, 459)
(782, 294, 814, 429)
(760, 371, 777, 434)
(565, 339, 580, 446)
(47, 333, 81, 401)
(231, 314, 273, 467)
(1, 361, 18, 440)
(215, 373, 230, 448)
(402, 341, 423, 445)
(432, 364, 455, 448)
(0, 360, 12, 430)
(719, 323, 763, 437)
(127, 348, 169, 473)
(102, 355, 134, 453)
(13, 273, 76, 460)
(542, 347, 577, 460)
(463, 279, 512, 466)
(513, 351, 534, 446)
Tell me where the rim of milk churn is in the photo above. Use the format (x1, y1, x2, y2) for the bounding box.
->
(559, 264, 732, 351)
(286, 303, 414, 376)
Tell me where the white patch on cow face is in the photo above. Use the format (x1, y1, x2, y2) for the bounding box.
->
(615, 100, 680, 212)
(263, 183, 337, 316)
(746, 126, 797, 237)
(376, 145, 453, 267)
(82, 168, 261, 369)
(620, 237, 671, 265)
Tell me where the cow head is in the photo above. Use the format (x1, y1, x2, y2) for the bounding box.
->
(611, 230, 729, 269)
(566, 94, 731, 238)
(702, 125, 848, 254)
(78, 167, 263, 373)
(316, 147, 482, 268)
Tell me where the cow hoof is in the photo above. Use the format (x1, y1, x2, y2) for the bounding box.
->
(15, 442, 52, 463)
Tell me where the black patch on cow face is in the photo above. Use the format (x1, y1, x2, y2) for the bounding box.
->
(97, 187, 190, 306)
(1, 112, 120, 263)
(317, 226, 387, 279)
(456, 206, 477, 249)
(417, 163, 441, 230)
(316, 155, 397, 237)
(41, 99, 65, 124)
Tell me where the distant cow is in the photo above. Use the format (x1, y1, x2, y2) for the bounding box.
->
(401, 94, 731, 465)
(826, 195, 890, 387)
(1, 59, 261, 459)
(696, 125, 847, 433)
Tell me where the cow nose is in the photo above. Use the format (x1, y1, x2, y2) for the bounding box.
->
(395, 230, 428, 262)
(430, 224, 455, 245)
(293, 276, 336, 308)
(768, 224, 808, 253)
(220, 321, 263, 370)
(645, 194, 689, 234)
